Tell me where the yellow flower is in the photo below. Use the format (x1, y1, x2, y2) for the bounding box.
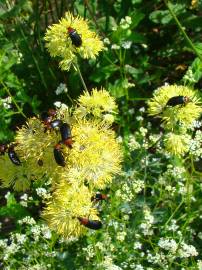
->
(15, 117, 77, 187)
(42, 181, 99, 238)
(13, 108, 122, 190)
(164, 132, 191, 156)
(61, 119, 123, 189)
(45, 12, 104, 70)
(0, 155, 31, 191)
(75, 88, 117, 122)
(147, 85, 202, 129)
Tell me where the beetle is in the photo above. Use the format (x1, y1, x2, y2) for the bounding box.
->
(60, 123, 73, 149)
(166, 96, 190, 107)
(68, 27, 82, 47)
(53, 142, 65, 167)
(7, 146, 21, 166)
(91, 193, 108, 202)
(77, 217, 102, 230)
(50, 119, 63, 129)
(0, 144, 8, 155)
(41, 110, 62, 131)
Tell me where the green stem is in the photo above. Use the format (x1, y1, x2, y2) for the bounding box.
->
(164, 0, 202, 62)
(73, 62, 88, 92)
(18, 27, 48, 89)
(164, 200, 184, 228)
(1, 81, 27, 119)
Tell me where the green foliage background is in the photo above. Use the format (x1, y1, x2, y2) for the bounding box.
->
(1, 0, 202, 269)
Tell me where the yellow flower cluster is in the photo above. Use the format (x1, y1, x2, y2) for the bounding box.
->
(45, 12, 104, 70)
(75, 88, 117, 123)
(0, 89, 122, 238)
(148, 84, 202, 129)
(148, 84, 202, 156)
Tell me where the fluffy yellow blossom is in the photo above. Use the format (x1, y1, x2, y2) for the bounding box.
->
(61, 119, 123, 189)
(42, 181, 99, 238)
(74, 88, 117, 123)
(0, 155, 31, 191)
(0, 89, 122, 239)
(15, 117, 65, 182)
(164, 132, 191, 156)
(147, 85, 202, 129)
(45, 12, 104, 70)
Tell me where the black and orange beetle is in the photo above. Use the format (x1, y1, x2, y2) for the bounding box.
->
(166, 96, 190, 107)
(77, 217, 102, 230)
(68, 27, 82, 47)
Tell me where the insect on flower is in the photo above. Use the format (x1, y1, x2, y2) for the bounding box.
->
(91, 193, 108, 202)
(166, 96, 190, 107)
(67, 27, 82, 47)
(60, 122, 73, 149)
(0, 143, 21, 165)
(77, 217, 102, 230)
(8, 146, 21, 166)
(41, 109, 62, 131)
(53, 142, 65, 167)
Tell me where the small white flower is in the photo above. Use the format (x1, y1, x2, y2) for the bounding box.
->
(18, 216, 36, 225)
(136, 116, 144, 121)
(1, 96, 12, 109)
(54, 101, 62, 108)
(20, 193, 28, 201)
(178, 242, 198, 258)
(55, 83, 68, 95)
(111, 44, 121, 50)
(5, 191, 11, 200)
(139, 107, 145, 112)
(117, 231, 127, 241)
(121, 41, 132, 49)
(36, 187, 51, 200)
(158, 237, 178, 253)
(125, 16, 132, 24)
(103, 38, 110, 44)
(134, 241, 142, 250)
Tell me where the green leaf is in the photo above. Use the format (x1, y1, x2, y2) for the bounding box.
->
(194, 42, 202, 57)
(90, 64, 118, 83)
(108, 78, 131, 98)
(149, 4, 185, 24)
(0, 193, 29, 218)
(130, 10, 145, 28)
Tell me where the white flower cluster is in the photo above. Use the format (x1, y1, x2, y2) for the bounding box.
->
(82, 245, 95, 261)
(55, 83, 68, 95)
(189, 130, 202, 160)
(117, 231, 127, 242)
(0, 220, 54, 268)
(36, 187, 52, 200)
(183, 68, 197, 84)
(0, 96, 12, 109)
(158, 238, 178, 253)
(158, 238, 198, 259)
(18, 216, 36, 225)
(166, 219, 179, 231)
(147, 252, 168, 268)
(132, 179, 144, 194)
(178, 242, 198, 258)
(139, 207, 154, 236)
(133, 241, 142, 250)
(120, 16, 132, 29)
(20, 193, 29, 207)
(190, 120, 202, 130)
(121, 41, 132, 49)
(99, 255, 123, 270)
(128, 135, 141, 151)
